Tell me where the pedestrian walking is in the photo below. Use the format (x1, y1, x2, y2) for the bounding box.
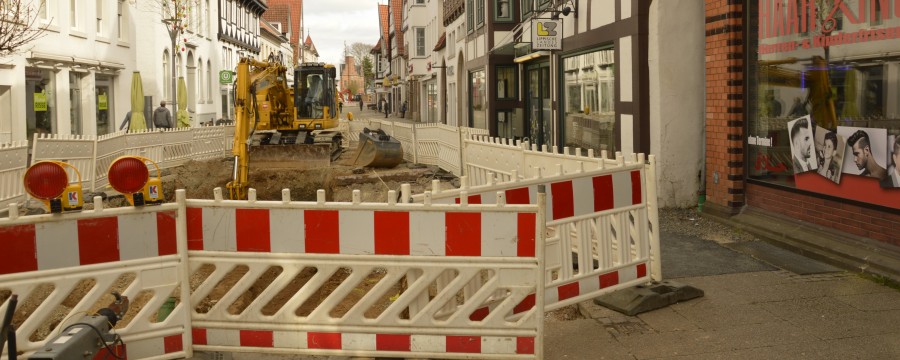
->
(153, 101, 173, 129)
(400, 100, 408, 118)
(359, 97, 364, 111)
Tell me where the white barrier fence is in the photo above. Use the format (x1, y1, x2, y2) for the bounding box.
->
(0, 188, 544, 359)
(410, 148, 662, 313)
(0, 141, 27, 210)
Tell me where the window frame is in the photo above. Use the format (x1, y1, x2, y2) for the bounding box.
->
(495, 65, 517, 100)
(415, 27, 426, 57)
(520, 0, 533, 19)
(494, 0, 514, 22)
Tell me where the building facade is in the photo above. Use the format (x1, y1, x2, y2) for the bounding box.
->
(705, 1, 900, 248)
(217, 0, 267, 121)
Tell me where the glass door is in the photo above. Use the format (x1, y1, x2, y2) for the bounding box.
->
(95, 75, 113, 135)
(525, 62, 551, 147)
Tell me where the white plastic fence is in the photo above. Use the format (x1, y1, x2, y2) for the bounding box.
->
(0, 188, 544, 359)
(27, 125, 235, 193)
(0, 198, 191, 360)
(410, 150, 662, 312)
(0, 141, 28, 211)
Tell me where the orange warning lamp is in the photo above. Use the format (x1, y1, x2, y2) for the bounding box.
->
(23, 161, 83, 213)
(108, 156, 164, 206)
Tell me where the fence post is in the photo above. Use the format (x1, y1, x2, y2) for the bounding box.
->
(175, 189, 195, 357)
(89, 135, 99, 192)
(535, 185, 547, 359)
(412, 123, 419, 163)
(458, 127, 466, 177)
(646, 155, 662, 281)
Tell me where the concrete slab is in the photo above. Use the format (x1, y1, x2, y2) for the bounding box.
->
(670, 301, 782, 330)
(543, 319, 633, 360)
(724, 240, 842, 274)
(660, 232, 774, 279)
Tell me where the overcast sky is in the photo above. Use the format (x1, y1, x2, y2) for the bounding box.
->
(302, 0, 383, 68)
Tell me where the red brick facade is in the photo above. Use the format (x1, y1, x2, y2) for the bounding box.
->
(704, 1, 898, 246)
(704, 0, 746, 210)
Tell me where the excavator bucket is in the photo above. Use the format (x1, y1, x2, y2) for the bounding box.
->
(353, 128, 403, 168)
(248, 143, 333, 170)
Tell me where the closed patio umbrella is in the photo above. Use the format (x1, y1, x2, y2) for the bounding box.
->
(177, 77, 190, 128)
(129, 72, 147, 131)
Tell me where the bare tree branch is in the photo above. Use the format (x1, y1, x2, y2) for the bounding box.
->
(0, 0, 49, 58)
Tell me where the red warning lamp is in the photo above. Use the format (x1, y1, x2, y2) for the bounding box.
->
(108, 156, 163, 206)
(23, 161, 83, 213)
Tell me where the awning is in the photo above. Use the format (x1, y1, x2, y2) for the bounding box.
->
(433, 32, 446, 51)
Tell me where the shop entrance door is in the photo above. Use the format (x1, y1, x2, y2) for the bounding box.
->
(525, 62, 551, 147)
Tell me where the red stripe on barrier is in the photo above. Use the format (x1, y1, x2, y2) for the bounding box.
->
(517, 213, 536, 257)
(445, 212, 480, 256)
(163, 334, 183, 353)
(551, 181, 574, 219)
(187, 207, 204, 250)
(192, 328, 207, 345)
(376, 333, 411, 352)
(517, 336, 535, 354)
(514, 293, 536, 314)
(240, 330, 273, 347)
(374, 211, 410, 255)
(637, 263, 647, 278)
(506, 187, 531, 204)
(600, 271, 619, 288)
(631, 170, 643, 204)
(469, 306, 490, 321)
(77, 217, 119, 265)
(454, 195, 483, 204)
(446, 335, 481, 353)
(592, 175, 614, 211)
(156, 211, 178, 256)
(305, 210, 340, 254)
(557, 282, 580, 301)
(0, 224, 37, 275)
(236, 209, 271, 252)
(308, 332, 342, 350)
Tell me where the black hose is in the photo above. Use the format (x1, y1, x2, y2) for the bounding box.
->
(0, 294, 17, 356)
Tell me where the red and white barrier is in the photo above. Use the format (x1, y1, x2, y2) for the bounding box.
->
(411, 154, 661, 313)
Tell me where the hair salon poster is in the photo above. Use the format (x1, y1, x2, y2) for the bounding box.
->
(785, 116, 899, 210)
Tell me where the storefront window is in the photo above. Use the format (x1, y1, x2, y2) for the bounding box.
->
(470, 69, 486, 129)
(496, 65, 516, 100)
(96, 75, 114, 135)
(425, 80, 437, 123)
(749, 0, 900, 209)
(561, 48, 616, 156)
(26, 67, 56, 140)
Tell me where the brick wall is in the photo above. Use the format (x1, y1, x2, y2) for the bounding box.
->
(746, 184, 900, 246)
(704, 0, 746, 212)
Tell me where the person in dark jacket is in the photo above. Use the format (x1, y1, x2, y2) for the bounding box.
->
(153, 101, 173, 129)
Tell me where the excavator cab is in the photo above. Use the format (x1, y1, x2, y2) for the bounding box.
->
(295, 63, 339, 130)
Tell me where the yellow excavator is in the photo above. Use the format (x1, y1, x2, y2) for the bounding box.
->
(226, 57, 344, 200)
(226, 56, 403, 200)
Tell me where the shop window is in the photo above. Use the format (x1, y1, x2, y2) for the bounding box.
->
(561, 48, 616, 156)
(749, 0, 899, 209)
(497, 110, 523, 140)
(495, 0, 513, 22)
(496, 65, 516, 100)
(26, 68, 56, 140)
(96, 75, 114, 135)
(469, 69, 486, 129)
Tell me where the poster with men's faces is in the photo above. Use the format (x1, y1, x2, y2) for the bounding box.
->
(813, 126, 845, 184)
(787, 116, 818, 174)
(884, 135, 900, 189)
(837, 127, 888, 178)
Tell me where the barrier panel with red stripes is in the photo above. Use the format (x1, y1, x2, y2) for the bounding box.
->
(1, 188, 545, 359)
(410, 153, 661, 312)
(0, 196, 193, 360)
(184, 188, 545, 359)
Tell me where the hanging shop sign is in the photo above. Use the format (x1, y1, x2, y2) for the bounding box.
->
(532, 19, 562, 50)
(219, 70, 234, 84)
(34, 92, 47, 112)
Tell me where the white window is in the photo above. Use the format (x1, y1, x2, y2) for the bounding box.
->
(70, 0, 79, 30)
(96, 0, 103, 34)
(415, 0, 425, 4)
(117, 0, 125, 40)
(207, 60, 212, 103)
(415, 27, 425, 57)
(198, 58, 204, 102)
(38, 0, 49, 22)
